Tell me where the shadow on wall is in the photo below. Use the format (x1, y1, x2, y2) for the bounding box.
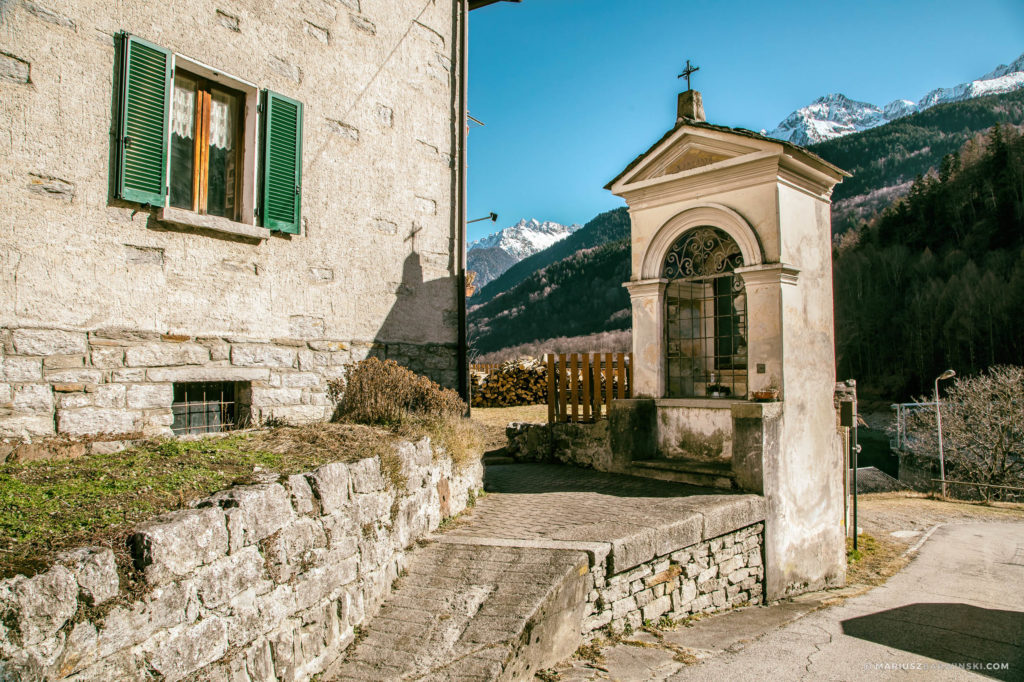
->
(841, 603, 1024, 680)
(371, 248, 459, 388)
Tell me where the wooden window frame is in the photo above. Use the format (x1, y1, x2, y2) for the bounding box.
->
(173, 71, 246, 221)
(166, 54, 260, 226)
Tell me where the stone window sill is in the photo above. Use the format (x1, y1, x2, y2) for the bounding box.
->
(656, 398, 745, 409)
(157, 207, 271, 241)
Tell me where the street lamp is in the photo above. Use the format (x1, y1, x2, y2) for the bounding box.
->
(935, 369, 956, 498)
(467, 212, 498, 224)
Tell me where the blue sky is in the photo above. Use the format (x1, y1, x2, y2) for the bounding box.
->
(466, 0, 1024, 241)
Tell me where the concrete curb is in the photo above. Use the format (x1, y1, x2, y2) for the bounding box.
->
(903, 523, 943, 557)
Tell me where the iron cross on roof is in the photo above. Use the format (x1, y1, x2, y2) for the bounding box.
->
(678, 59, 700, 91)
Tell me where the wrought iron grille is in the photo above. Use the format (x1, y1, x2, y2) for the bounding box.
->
(663, 226, 743, 279)
(171, 381, 241, 435)
(663, 227, 748, 399)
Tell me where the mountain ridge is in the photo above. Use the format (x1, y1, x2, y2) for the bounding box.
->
(467, 218, 580, 288)
(470, 207, 630, 306)
(767, 52, 1024, 145)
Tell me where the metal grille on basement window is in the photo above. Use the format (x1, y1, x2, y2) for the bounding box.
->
(663, 227, 748, 399)
(171, 382, 241, 435)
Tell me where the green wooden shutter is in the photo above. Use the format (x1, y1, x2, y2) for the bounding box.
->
(117, 34, 172, 206)
(260, 90, 303, 234)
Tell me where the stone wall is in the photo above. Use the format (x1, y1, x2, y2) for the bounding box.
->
(0, 438, 483, 681)
(0, 0, 463, 438)
(582, 523, 764, 634)
(0, 326, 457, 441)
(505, 421, 620, 472)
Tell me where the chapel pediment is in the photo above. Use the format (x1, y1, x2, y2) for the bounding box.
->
(627, 133, 765, 184)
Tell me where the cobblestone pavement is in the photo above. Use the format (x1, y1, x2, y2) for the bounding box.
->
(442, 463, 745, 547)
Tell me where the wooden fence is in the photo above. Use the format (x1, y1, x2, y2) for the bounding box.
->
(547, 353, 633, 423)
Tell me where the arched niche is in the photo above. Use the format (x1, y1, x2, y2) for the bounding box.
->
(662, 226, 748, 399)
(640, 204, 763, 280)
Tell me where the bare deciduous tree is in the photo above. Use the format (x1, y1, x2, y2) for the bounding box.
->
(904, 365, 1024, 500)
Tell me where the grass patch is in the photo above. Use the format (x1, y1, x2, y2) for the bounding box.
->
(0, 417, 481, 580)
(573, 639, 605, 664)
(846, 533, 907, 586)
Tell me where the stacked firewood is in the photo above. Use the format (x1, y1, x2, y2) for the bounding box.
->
(470, 357, 547, 407)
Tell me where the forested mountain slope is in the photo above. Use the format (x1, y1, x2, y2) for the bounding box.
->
(833, 124, 1024, 397)
(810, 89, 1024, 232)
(467, 239, 631, 354)
(470, 207, 629, 305)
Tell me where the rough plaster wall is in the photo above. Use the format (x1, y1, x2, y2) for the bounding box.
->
(768, 184, 845, 597)
(628, 183, 780, 281)
(0, 0, 458, 346)
(657, 405, 732, 460)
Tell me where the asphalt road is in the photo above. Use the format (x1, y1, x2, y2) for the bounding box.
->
(670, 521, 1024, 681)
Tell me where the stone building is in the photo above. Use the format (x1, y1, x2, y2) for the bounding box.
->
(0, 1, 501, 442)
(608, 90, 850, 599)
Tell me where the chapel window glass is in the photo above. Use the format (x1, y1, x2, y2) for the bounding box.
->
(663, 227, 748, 398)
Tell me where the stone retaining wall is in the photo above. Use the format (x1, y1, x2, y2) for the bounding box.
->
(505, 421, 623, 473)
(583, 523, 764, 634)
(0, 326, 457, 443)
(0, 437, 482, 681)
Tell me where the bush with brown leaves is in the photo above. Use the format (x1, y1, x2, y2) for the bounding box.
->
(329, 357, 466, 425)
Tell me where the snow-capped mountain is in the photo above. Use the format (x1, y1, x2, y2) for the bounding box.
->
(469, 218, 582, 259)
(766, 52, 1024, 146)
(467, 218, 581, 289)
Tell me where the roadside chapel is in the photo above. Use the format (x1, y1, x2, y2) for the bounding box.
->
(607, 88, 851, 599)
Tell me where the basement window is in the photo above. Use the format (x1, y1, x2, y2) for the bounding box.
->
(171, 381, 249, 435)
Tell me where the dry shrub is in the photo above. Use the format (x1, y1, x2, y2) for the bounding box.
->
(327, 358, 481, 472)
(398, 415, 484, 473)
(330, 357, 466, 425)
(902, 365, 1024, 501)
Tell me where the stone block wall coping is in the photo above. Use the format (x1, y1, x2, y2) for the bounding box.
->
(730, 401, 784, 420)
(436, 535, 612, 570)
(656, 398, 746, 410)
(604, 494, 765, 574)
